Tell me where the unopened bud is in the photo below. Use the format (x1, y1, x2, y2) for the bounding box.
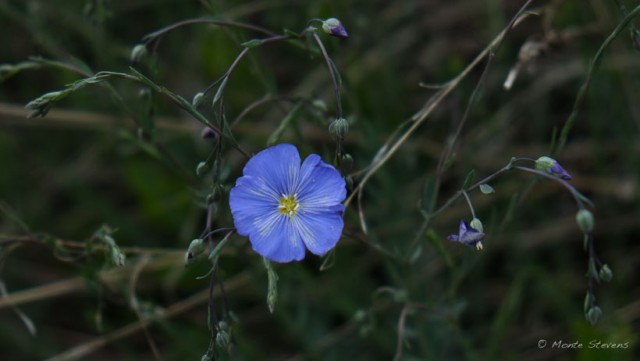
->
(201, 127, 217, 139)
(192, 92, 205, 108)
(599, 264, 613, 282)
(215, 325, 231, 350)
(586, 306, 602, 325)
(322, 18, 348, 38)
(196, 161, 209, 177)
(535, 156, 572, 180)
(576, 209, 594, 233)
(341, 153, 354, 172)
(130, 44, 147, 64)
(329, 117, 349, 139)
(185, 238, 206, 266)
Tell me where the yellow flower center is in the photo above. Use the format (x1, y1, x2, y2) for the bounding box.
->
(278, 194, 300, 217)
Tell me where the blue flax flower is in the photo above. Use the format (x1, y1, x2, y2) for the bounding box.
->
(230, 144, 346, 262)
(447, 220, 484, 250)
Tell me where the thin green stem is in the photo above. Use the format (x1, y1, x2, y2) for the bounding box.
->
(555, 3, 640, 154)
(142, 18, 277, 45)
(461, 191, 477, 219)
(312, 32, 343, 120)
(513, 166, 591, 208)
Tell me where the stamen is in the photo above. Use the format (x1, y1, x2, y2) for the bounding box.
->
(278, 194, 300, 217)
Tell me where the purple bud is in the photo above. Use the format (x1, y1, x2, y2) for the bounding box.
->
(535, 156, 572, 180)
(322, 18, 348, 38)
(201, 127, 217, 140)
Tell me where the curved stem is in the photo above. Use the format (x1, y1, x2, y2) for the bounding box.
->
(461, 191, 476, 219)
(142, 18, 277, 45)
(513, 166, 590, 209)
(312, 32, 343, 120)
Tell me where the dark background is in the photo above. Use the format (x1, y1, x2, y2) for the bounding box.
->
(0, 0, 638, 360)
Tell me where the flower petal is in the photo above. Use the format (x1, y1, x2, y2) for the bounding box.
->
(229, 175, 279, 236)
(242, 143, 300, 195)
(293, 207, 344, 256)
(296, 155, 346, 209)
(249, 214, 306, 262)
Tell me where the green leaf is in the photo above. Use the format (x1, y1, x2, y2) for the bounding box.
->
(479, 183, 495, 194)
(241, 39, 264, 48)
(462, 169, 476, 190)
(0, 200, 30, 232)
(420, 177, 438, 215)
(267, 103, 302, 146)
(212, 77, 228, 107)
(319, 249, 336, 271)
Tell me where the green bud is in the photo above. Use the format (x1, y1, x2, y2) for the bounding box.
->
(599, 264, 613, 282)
(345, 175, 354, 191)
(470, 218, 484, 233)
(185, 238, 206, 266)
(192, 92, 205, 108)
(215, 328, 231, 351)
(329, 117, 349, 139)
(196, 161, 210, 177)
(586, 306, 602, 326)
(130, 44, 147, 64)
(576, 209, 594, 233)
(341, 153, 354, 172)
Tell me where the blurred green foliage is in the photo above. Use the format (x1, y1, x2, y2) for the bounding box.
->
(1, 0, 639, 360)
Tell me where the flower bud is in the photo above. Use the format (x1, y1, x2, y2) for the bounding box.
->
(535, 156, 572, 180)
(192, 92, 205, 108)
(340, 153, 354, 172)
(185, 238, 206, 266)
(201, 127, 217, 140)
(345, 175, 354, 191)
(586, 305, 602, 325)
(576, 209, 594, 233)
(130, 44, 147, 64)
(196, 161, 210, 177)
(215, 326, 231, 351)
(599, 264, 613, 282)
(321, 18, 348, 38)
(329, 117, 349, 139)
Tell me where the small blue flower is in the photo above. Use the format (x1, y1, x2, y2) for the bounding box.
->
(229, 144, 346, 262)
(447, 220, 485, 250)
(535, 156, 572, 180)
(322, 18, 349, 38)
